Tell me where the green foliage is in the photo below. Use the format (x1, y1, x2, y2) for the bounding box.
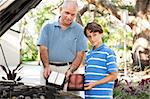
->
(21, 36, 38, 61)
(20, 3, 56, 62)
(121, 5, 134, 11)
(114, 78, 150, 99)
(82, 13, 93, 27)
(34, 5, 55, 33)
(87, 42, 92, 51)
(114, 87, 150, 99)
(113, 87, 129, 99)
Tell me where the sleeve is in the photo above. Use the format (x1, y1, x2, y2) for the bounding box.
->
(76, 27, 88, 52)
(37, 24, 49, 48)
(106, 50, 118, 73)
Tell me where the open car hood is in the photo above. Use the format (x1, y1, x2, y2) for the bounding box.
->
(0, 0, 42, 37)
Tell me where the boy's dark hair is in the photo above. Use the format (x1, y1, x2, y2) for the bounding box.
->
(84, 22, 103, 37)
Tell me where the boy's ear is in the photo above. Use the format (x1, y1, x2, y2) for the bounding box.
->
(100, 33, 104, 37)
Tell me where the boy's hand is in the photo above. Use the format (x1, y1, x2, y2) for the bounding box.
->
(84, 82, 97, 90)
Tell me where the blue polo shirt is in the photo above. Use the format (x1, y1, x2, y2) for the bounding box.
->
(85, 44, 118, 99)
(37, 20, 87, 62)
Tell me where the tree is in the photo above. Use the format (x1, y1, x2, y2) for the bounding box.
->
(76, 0, 150, 69)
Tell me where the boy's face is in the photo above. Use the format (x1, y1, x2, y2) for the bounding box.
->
(86, 30, 103, 46)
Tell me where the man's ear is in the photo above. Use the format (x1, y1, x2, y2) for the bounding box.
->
(59, 6, 62, 13)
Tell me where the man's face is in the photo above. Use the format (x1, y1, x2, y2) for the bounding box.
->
(60, 5, 77, 26)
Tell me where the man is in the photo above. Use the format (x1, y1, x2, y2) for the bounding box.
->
(37, 0, 87, 87)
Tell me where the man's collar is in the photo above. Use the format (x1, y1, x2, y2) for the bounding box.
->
(54, 21, 60, 26)
(70, 22, 75, 28)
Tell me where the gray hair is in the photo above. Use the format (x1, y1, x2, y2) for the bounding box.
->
(62, 0, 78, 9)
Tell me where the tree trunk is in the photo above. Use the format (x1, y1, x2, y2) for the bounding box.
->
(132, 0, 150, 69)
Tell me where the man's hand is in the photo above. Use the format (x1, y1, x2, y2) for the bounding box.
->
(65, 69, 73, 83)
(43, 66, 51, 79)
(39, 45, 51, 79)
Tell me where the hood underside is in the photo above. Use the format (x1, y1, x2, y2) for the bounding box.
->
(0, 0, 42, 37)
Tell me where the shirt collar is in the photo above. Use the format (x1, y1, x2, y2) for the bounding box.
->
(91, 43, 105, 51)
(54, 21, 60, 27)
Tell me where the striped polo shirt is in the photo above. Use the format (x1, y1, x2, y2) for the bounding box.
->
(84, 44, 118, 99)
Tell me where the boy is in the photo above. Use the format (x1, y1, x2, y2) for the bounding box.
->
(84, 22, 118, 99)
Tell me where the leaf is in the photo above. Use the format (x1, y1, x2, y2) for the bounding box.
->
(2, 76, 7, 80)
(0, 65, 8, 74)
(17, 66, 23, 71)
(12, 63, 22, 75)
(7, 69, 12, 80)
(13, 73, 17, 80)
(13, 63, 22, 72)
(16, 76, 22, 81)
